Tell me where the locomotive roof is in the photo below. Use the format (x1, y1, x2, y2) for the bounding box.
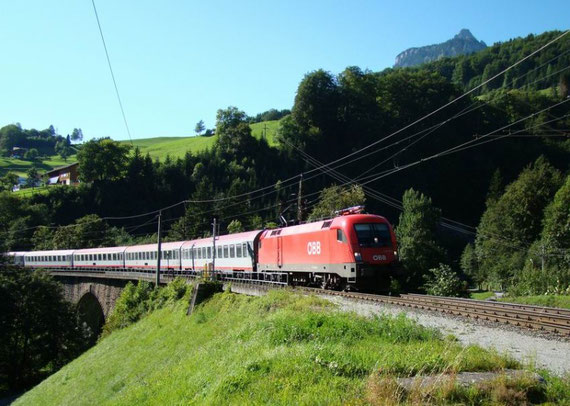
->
(261, 214, 389, 238)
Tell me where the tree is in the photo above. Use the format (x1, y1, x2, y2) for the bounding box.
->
(475, 157, 563, 290)
(24, 148, 39, 161)
(460, 243, 484, 289)
(70, 128, 83, 142)
(52, 214, 114, 249)
(77, 138, 131, 182)
(539, 175, 570, 276)
(227, 219, 244, 234)
(26, 167, 39, 188)
(0, 172, 19, 192)
(395, 188, 445, 291)
(55, 140, 72, 161)
(215, 107, 256, 158)
(0, 265, 86, 392)
(307, 185, 366, 221)
(194, 120, 205, 136)
(31, 226, 55, 250)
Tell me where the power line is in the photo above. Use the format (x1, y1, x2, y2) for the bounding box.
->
(91, 0, 134, 144)
(290, 30, 570, 178)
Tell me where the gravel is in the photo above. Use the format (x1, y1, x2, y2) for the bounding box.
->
(322, 295, 570, 376)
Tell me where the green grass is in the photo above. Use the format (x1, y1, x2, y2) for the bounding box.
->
(15, 290, 538, 405)
(0, 155, 77, 178)
(470, 291, 496, 300)
(119, 136, 217, 161)
(118, 120, 281, 161)
(499, 295, 570, 310)
(250, 120, 280, 146)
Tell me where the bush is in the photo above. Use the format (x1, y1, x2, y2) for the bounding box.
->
(423, 263, 468, 297)
(102, 279, 191, 337)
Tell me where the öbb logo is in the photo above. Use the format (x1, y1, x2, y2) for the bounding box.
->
(373, 254, 387, 261)
(307, 241, 321, 255)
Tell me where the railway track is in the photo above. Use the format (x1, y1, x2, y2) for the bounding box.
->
(49, 269, 570, 336)
(292, 286, 570, 337)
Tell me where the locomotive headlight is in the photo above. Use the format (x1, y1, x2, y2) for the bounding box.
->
(393, 251, 398, 256)
(354, 252, 362, 262)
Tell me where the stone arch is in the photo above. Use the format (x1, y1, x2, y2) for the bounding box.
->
(77, 292, 105, 345)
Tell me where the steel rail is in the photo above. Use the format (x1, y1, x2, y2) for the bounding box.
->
(46, 268, 570, 336)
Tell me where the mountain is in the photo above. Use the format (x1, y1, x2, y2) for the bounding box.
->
(394, 29, 487, 68)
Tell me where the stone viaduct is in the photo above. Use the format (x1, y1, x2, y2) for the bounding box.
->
(50, 271, 160, 339)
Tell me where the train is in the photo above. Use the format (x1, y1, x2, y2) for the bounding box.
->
(7, 207, 398, 290)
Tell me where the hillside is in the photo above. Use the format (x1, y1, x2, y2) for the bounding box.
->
(394, 29, 487, 68)
(118, 120, 280, 161)
(13, 290, 545, 405)
(0, 155, 77, 178)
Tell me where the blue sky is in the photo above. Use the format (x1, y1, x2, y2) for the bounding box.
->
(1, 0, 568, 140)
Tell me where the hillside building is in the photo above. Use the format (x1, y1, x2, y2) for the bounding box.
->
(45, 162, 79, 186)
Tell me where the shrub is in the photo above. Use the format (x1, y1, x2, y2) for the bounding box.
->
(423, 264, 468, 297)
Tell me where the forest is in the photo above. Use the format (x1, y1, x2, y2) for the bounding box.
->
(1, 29, 568, 295)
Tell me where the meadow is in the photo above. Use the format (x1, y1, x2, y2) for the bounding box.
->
(16, 289, 568, 405)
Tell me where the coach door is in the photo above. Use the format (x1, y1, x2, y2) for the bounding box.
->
(277, 236, 283, 268)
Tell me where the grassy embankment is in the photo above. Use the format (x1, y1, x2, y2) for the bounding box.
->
(499, 295, 570, 310)
(15, 290, 569, 405)
(470, 291, 570, 310)
(118, 120, 280, 161)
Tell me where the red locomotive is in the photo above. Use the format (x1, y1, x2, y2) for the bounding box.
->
(11, 207, 398, 291)
(258, 207, 398, 289)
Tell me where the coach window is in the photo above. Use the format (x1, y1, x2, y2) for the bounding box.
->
(244, 243, 249, 257)
(337, 229, 348, 243)
(98, 254, 102, 261)
(223, 245, 228, 258)
(206, 247, 211, 259)
(230, 244, 235, 258)
(236, 244, 242, 258)
(217, 246, 222, 258)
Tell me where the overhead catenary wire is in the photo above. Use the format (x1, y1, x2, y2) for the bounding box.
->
(6, 31, 569, 241)
(291, 30, 570, 179)
(91, 0, 134, 145)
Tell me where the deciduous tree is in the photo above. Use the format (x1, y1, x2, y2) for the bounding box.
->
(77, 138, 131, 182)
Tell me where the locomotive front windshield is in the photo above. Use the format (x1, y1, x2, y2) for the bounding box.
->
(354, 223, 392, 248)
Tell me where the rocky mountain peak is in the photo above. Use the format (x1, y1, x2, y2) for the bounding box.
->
(394, 29, 487, 68)
(455, 28, 476, 41)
